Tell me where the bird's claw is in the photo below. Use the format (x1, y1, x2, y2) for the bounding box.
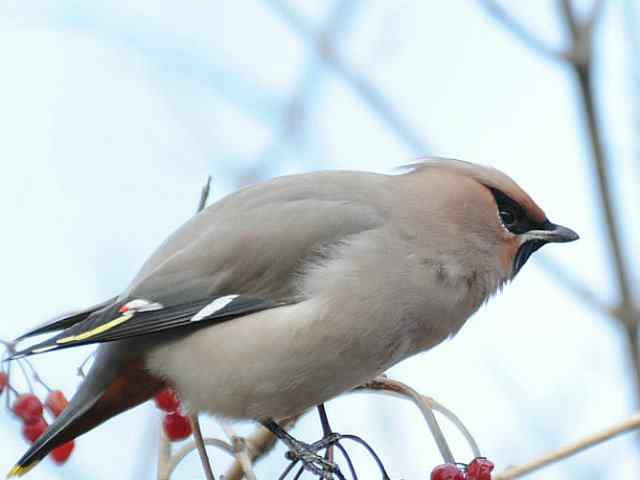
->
(284, 441, 341, 476)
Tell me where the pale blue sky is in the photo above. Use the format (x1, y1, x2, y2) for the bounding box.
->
(1, 1, 638, 479)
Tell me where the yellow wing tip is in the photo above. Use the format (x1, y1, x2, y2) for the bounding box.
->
(7, 462, 38, 478)
(6, 465, 23, 478)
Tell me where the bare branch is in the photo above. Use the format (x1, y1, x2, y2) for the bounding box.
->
(558, 0, 599, 67)
(585, 0, 606, 35)
(494, 412, 640, 479)
(166, 437, 234, 478)
(236, 0, 361, 186)
(267, 0, 429, 155)
(476, 0, 568, 62)
(559, 7, 635, 319)
(358, 377, 456, 463)
(221, 423, 258, 480)
(428, 397, 482, 458)
(560, 0, 580, 41)
(189, 414, 216, 480)
(559, 0, 640, 420)
(157, 431, 173, 480)
(535, 254, 612, 318)
(224, 416, 300, 480)
(77, 351, 96, 378)
(196, 175, 212, 214)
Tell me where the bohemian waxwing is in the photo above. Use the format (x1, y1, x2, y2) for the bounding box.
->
(7, 159, 578, 476)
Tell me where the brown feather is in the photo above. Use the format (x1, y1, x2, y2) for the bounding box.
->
(46, 358, 164, 448)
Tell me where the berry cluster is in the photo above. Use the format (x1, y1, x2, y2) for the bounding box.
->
(10, 389, 75, 464)
(431, 458, 494, 480)
(0, 372, 7, 394)
(1, 340, 77, 467)
(154, 387, 193, 441)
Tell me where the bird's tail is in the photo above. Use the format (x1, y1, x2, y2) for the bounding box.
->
(8, 354, 163, 477)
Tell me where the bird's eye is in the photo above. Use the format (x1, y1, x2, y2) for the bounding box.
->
(490, 188, 530, 234)
(499, 208, 518, 228)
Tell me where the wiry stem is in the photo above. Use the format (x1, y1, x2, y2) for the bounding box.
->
(189, 414, 216, 480)
(164, 437, 234, 479)
(196, 176, 212, 214)
(224, 416, 300, 480)
(483, 0, 640, 424)
(358, 377, 458, 463)
(494, 412, 640, 479)
(476, 0, 568, 61)
(267, 0, 429, 155)
(221, 423, 258, 480)
(535, 254, 611, 317)
(558, 1, 640, 410)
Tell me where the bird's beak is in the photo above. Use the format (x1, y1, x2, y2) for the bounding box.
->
(525, 222, 580, 244)
(513, 222, 579, 276)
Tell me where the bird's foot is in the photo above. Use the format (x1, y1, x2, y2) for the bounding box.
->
(283, 437, 341, 477)
(262, 419, 345, 479)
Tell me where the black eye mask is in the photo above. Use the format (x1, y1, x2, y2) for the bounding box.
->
(489, 188, 550, 234)
(488, 188, 558, 276)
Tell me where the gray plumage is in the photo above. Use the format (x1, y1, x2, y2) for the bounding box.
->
(8, 160, 578, 476)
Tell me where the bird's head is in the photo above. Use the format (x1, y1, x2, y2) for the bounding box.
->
(400, 159, 579, 285)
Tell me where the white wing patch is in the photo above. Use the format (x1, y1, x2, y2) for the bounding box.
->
(191, 295, 239, 322)
(120, 299, 164, 313)
(31, 345, 58, 354)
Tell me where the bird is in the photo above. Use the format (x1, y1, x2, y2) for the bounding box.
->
(6, 159, 578, 477)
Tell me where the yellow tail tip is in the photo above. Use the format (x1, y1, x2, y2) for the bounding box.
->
(6, 462, 38, 478)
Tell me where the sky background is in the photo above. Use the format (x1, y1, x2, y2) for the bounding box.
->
(1, 1, 639, 479)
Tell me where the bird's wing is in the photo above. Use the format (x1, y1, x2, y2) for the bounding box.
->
(12, 171, 391, 359)
(14, 297, 118, 340)
(10, 295, 278, 358)
(124, 170, 390, 304)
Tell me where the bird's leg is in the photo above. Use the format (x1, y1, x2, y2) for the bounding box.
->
(317, 404, 344, 480)
(261, 419, 342, 478)
(310, 433, 390, 480)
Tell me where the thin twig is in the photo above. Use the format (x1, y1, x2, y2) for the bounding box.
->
(77, 351, 96, 378)
(232, 436, 259, 480)
(476, 0, 568, 61)
(157, 174, 218, 480)
(190, 414, 216, 480)
(560, 0, 580, 41)
(535, 254, 611, 317)
(14, 358, 34, 393)
(559, 2, 632, 315)
(585, 0, 606, 35)
(267, 0, 429, 155)
(196, 175, 212, 214)
(317, 404, 335, 473)
(358, 377, 456, 463)
(248, 0, 361, 185)
(557, 1, 640, 411)
(484, 0, 640, 428)
(157, 431, 173, 480)
(166, 437, 235, 477)
(621, 0, 640, 181)
(224, 416, 301, 480)
(494, 412, 640, 479)
(428, 398, 482, 458)
(221, 423, 258, 480)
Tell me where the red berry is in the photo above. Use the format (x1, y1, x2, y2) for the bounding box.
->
(162, 412, 192, 441)
(431, 463, 465, 480)
(50, 441, 75, 464)
(22, 417, 48, 443)
(466, 458, 494, 480)
(0, 372, 8, 394)
(46, 390, 69, 417)
(12, 394, 44, 423)
(154, 388, 181, 413)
